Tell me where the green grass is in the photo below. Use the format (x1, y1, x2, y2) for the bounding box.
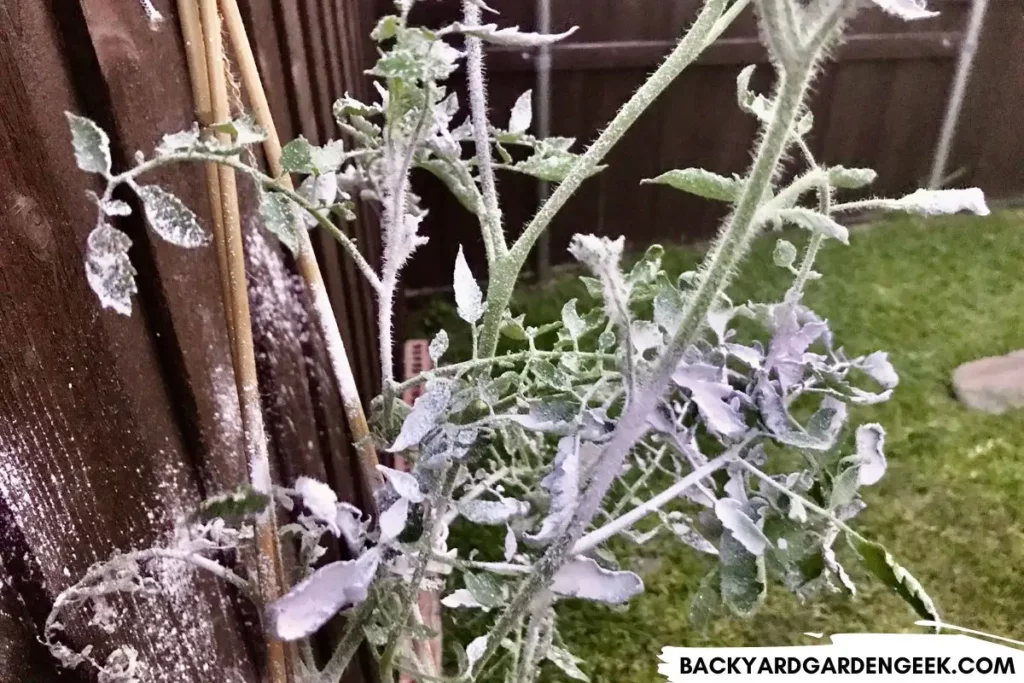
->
(407, 211, 1024, 681)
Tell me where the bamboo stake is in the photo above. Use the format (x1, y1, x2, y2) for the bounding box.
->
(176, 0, 234, 346)
(195, 3, 289, 682)
(217, 0, 384, 500)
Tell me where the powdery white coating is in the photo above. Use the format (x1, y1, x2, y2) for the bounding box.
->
(378, 496, 410, 544)
(550, 557, 644, 604)
(672, 363, 746, 439)
(440, 588, 488, 611)
(858, 351, 899, 390)
(526, 435, 579, 544)
(855, 423, 888, 486)
(457, 497, 529, 525)
(377, 465, 424, 503)
(85, 224, 138, 316)
(295, 476, 339, 533)
(268, 549, 380, 641)
(428, 329, 449, 365)
(871, 0, 939, 21)
(894, 187, 990, 216)
(508, 90, 533, 134)
(388, 381, 451, 452)
(503, 525, 518, 562)
(466, 635, 489, 669)
(714, 499, 769, 556)
(135, 185, 211, 248)
(453, 246, 484, 323)
(671, 518, 718, 556)
(451, 24, 578, 47)
(311, 286, 364, 413)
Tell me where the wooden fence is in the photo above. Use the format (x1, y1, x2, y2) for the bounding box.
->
(401, 0, 1024, 292)
(0, 1, 379, 681)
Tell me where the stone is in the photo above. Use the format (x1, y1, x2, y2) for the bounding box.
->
(952, 350, 1024, 414)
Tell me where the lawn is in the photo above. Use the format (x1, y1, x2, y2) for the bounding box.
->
(406, 210, 1024, 681)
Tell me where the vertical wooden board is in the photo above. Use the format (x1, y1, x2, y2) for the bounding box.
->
(951, 0, 1024, 197)
(820, 61, 897, 185)
(77, 0, 247, 492)
(242, 0, 299, 144)
(0, 1, 258, 680)
(276, 0, 322, 140)
(875, 60, 951, 192)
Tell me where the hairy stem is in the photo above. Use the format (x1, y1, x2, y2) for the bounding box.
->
(788, 138, 831, 299)
(394, 350, 616, 394)
(469, 6, 844, 671)
(572, 452, 735, 554)
(475, 0, 746, 358)
(463, 1, 506, 263)
(118, 152, 381, 288)
(319, 592, 379, 683)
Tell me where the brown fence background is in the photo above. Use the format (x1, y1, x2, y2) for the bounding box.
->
(402, 0, 1024, 293)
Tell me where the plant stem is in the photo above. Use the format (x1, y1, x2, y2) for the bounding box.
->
(319, 592, 379, 683)
(572, 452, 735, 554)
(393, 350, 616, 394)
(734, 459, 867, 543)
(462, 0, 506, 263)
(788, 138, 831, 299)
(379, 468, 457, 681)
(469, 11, 833, 672)
(475, 0, 745, 358)
(119, 152, 381, 289)
(196, 4, 288, 681)
(217, 0, 385, 502)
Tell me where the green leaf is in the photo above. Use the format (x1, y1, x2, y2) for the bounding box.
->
(210, 115, 267, 146)
(829, 465, 861, 509)
(849, 536, 940, 621)
(85, 224, 137, 316)
(418, 159, 482, 216)
(66, 113, 111, 175)
(689, 567, 724, 630)
(579, 276, 602, 300)
(259, 192, 303, 255)
(281, 136, 345, 175)
(371, 15, 400, 41)
(561, 299, 586, 341)
(720, 528, 766, 616)
(653, 280, 686, 334)
(828, 166, 877, 189)
(500, 314, 529, 341)
(464, 572, 504, 608)
(627, 244, 663, 286)
(369, 29, 462, 83)
(136, 185, 210, 248)
(777, 208, 849, 244)
(773, 239, 798, 268)
(643, 168, 742, 202)
(156, 125, 201, 156)
(196, 485, 271, 523)
(736, 64, 756, 110)
(546, 645, 590, 682)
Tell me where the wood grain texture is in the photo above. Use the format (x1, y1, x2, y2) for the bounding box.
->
(0, 0, 381, 681)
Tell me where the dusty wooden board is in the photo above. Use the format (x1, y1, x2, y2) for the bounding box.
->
(0, 0, 382, 681)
